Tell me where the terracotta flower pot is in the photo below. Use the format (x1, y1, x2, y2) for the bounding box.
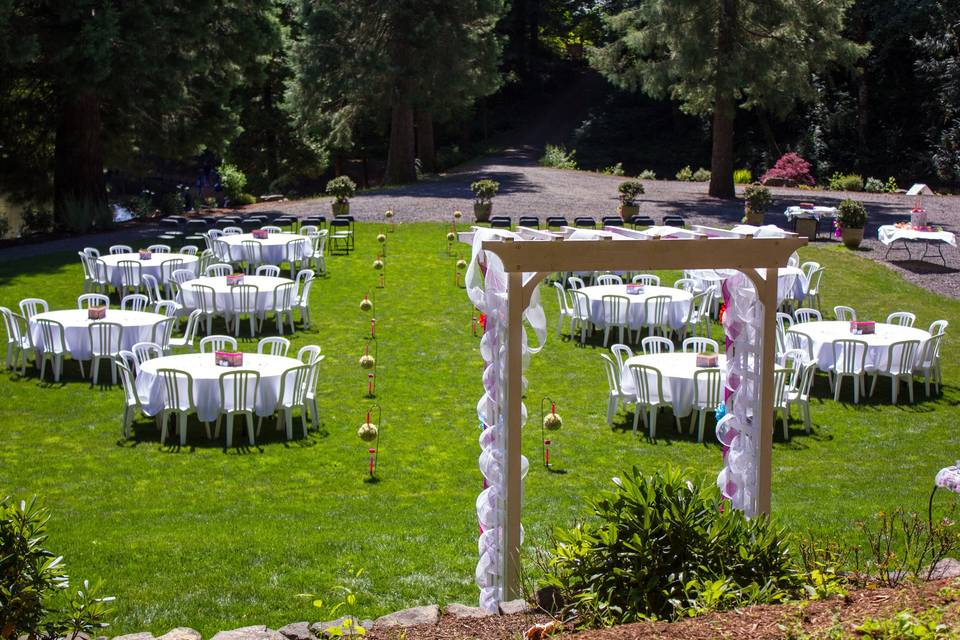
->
(332, 200, 349, 216)
(618, 203, 639, 221)
(474, 202, 492, 223)
(841, 227, 864, 249)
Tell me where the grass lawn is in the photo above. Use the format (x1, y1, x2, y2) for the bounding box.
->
(1, 223, 958, 636)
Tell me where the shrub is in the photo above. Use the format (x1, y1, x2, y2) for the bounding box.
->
(828, 172, 864, 192)
(733, 168, 753, 184)
(675, 165, 693, 181)
(541, 467, 799, 626)
(617, 180, 645, 205)
(157, 191, 185, 216)
(125, 190, 155, 218)
(864, 177, 885, 193)
(236, 193, 257, 206)
(57, 198, 112, 233)
(470, 179, 499, 204)
(885, 176, 899, 193)
(325, 175, 357, 203)
(0, 214, 9, 239)
(638, 169, 657, 180)
(600, 162, 624, 176)
(836, 198, 868, 229)
(0, 496, 114, 640)
(19, 206, 53, 235)
(760, 152, 815, 186)
(539, 144, 578, 170)
(691, 167, 711, 182)
(218, 162, 248, 201)
(743, 183, 773, 214)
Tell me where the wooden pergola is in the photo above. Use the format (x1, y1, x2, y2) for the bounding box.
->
(463, 224, 807, 604)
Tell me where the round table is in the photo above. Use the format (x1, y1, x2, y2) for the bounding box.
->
(29, 309, 168, 360)
(99, 253, 199, 287)
(579, 285, 692, 331)
(179, 275, 294, 315)
(687, 267, 806, 302)
(789, 321, 931, 372)
(136, 352, 302, 422)
(219, 233, 309, 265)
(620, 352, 728, 417)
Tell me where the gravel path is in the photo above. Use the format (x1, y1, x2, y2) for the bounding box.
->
(2, 145, 958, 298)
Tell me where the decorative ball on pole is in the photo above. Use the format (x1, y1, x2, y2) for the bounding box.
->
(377, 232, 387, 256)
(373, 255, 385, 288)
(540, 397, 562, 468)
(384, 209, 395, 233)
(455, 257, 467, 288)
(358, 404, 383, 479)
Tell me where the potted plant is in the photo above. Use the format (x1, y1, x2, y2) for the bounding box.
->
(617, 180, 644, 220)
(326, 176, 357, 216)
(835, 198, 867, 249)
(742, 183, 772, 225)
(470, 179, 499, 222)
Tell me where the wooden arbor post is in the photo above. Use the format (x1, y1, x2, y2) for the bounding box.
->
(482, 232, 806, 600)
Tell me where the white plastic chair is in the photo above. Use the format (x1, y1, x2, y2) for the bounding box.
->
(682, 337, 719, 353)
(156, 368, 207, 445)
(678, 289, 712, 341)
(632, 274, 660, 286)
(131, 341, 163, 371)
(641, 336, 673, 354)
(773, 367, 793, 439)
(188, 283, 219, 335)
(142, 274, 164, 305)
(180, 245, 199, 256)
(121, 294, 150, 312)
(0, 308, 34, 373)
(567, 289, 592, 343)
(222, 226, 243, 235)
(929, 320, 949, 336)
(785, 361, 817, 435)
(216, 370, 260, 447)
(154, 300, 180, 318)
(205, 263, 233, 278)
(36, 317, 71, 380)
(303, 357, 324, 429)
(110, 244, 133, 255)
(803, 268, 825, 310)
(566, 276, 585, 290)
(307, 231, 327, 275)
(169, 309, 203, 351)
(834, 305, 856, 322)
(19, 298, 48, 321)
(794, 307, 822, 324)
(776, 312, 794, 334)
(297, 344, 323, 365)
(258, 336, 290, 357)
(868, 339, 920, 404)
(644, 295, 671, 338)
(117, 260, 143, 295)
(691, 368, 723, 442)
(830, 338, 867, 403)
(116, 361, 142, 439)
(596, 274, 623, 286)
(259, 364, 311, 440)
(255, 265, 281, 277)
(241, 240, 263, 275)
(599, 353, 634, 427)
(673, 278, 696, 292)
(260, 282, 295, 335)
(628, 363, 669, 438)
(79, 252, 95, 293)
(601, 294, 630, 346)
(89, 321, 123, 385)
(151, 317, 177, 354)
(293, 272, 315, 329)
(83, 247, 101, 258)
(785, 330, 815, 363)
(553, 283, 574, 338)
(230, 283, 260, 337)
(886, 311, 916, 327)
(915, 332, 944, 397)
(148, 244, 171, 254)
(261, 225, 282, 234)
(286, 238, 307, 278)
(78, 293, 110, 310)
(199, 334, 237, 354)
(610, 343, 634, 371)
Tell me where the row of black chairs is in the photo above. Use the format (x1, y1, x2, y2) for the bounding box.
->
(484, 214, 687, 230)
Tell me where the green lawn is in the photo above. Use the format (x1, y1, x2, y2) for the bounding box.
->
(1, 223, 958, 636)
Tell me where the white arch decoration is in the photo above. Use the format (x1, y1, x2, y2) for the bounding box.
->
(463, 224, 807, 610)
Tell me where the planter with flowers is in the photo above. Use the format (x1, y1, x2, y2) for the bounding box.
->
(835, 198, 868, 249)
(470, 179, 499, 223)
(617, 180, 644, 220)
(326, 176, 356, 217)
(742, 184, 772, 225)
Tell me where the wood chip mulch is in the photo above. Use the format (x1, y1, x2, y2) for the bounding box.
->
(366, 579, 960, 640)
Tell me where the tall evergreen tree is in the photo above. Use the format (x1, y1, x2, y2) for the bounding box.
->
(591, 0, 864, 198)
(0, 1, 281, 229)
(916, 0, 960, 187)
(287, 0, 504, 185)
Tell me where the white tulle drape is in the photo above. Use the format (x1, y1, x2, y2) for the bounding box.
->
(465, 229, 546, 611)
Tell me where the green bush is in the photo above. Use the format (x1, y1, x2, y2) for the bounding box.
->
(733, 168, 753, 184)
(743, 183, 773, 214)
(19, 206, 53, 235)
(675, 165, 693, 181)
(539, 144, 578, 170)
(600, 162, 624, 176)
(638, 169, 657, 180)
(542, 467, 799, 626)
(157, 191, 185, 216)
(691, 167, 711, 182)
(864, 177, 885, 193)
(836, 198, 868, 229)
(325, 175, 356, 203)
(218, 162, 248, 201)
(57, 198, 112, 234)
(0, 496, 113, 640)
(470, 178, 499, 204)
(236, 193, 257, 206)
(828, 172, 864, 192)
(617, 180, 645, 205)
(885, 176, 899, 193)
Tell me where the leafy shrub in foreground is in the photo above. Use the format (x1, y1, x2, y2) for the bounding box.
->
(541, 467, 800, 626)
(600, 163, 624, 176)
(539, 144, 578, 170)
(760, 152, 815, 186)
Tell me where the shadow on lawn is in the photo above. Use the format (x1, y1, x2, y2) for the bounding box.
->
(123, 416, 328, 453)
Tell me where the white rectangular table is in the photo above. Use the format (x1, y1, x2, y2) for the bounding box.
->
(878, 225, 956, 264)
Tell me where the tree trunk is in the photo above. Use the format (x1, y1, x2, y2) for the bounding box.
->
(708, 0, 737, 199)
(385, 101, 417, 184)
(416, 110, 437, 174)
(54, 90, 108, 230)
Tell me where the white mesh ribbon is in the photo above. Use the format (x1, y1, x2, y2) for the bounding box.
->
(465, 229, 546, 611)
(716, 269, 788, 517)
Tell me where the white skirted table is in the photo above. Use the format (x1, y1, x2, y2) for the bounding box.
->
(579, 284, 692, 331)
(136, 352, 302, 422)
(789, 320, 931, 372)
(620, 352, 728, 417)
(687, 267, 806, 303)
(29, 309, 167, 359)
(99, 253, 199, 287)
(179, 275, 294, 315)
(219, 233, 309, 265)
(878, 225, 956, 264)
(784, 206, 837, 240)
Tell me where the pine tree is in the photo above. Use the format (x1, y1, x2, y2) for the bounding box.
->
(916, 0, 960, 187)
(591, 0, 864, 198)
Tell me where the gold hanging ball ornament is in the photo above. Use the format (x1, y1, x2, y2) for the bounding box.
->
(359, 354, 376, 370)
(358, 422, 378, 442)
(384, 210, 394, 219)
(373, 259, 384, 270)
(377, 233, 386, 243)
(543, 413, 563, 431)
(446, 232, 456, 242)
(456, 259, 467, 270)
(453, 210, 463, 220)
(359, 297, 373, 312)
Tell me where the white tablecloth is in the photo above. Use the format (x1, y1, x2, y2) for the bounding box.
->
(789, 321, 931, 372)
(687, 267, 806, 301)
(136, 353, 302, 422)
(580, 285, 692, 331)
(179, 275, 294, 315)
(99, 253, 199, 287)
(784, 206, 836, 221)
(620, 352, 728, 417)
(219, 233, 309, 265)
(29, 309, 168, 360)
(878, 225, 957, 247)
